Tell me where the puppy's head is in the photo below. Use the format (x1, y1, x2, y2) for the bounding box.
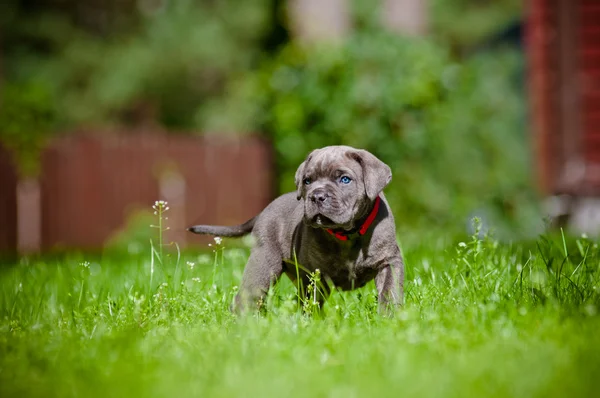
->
(295, 146, 391, 230)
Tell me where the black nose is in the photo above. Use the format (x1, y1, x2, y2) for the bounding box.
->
(310, 191, 328, 203)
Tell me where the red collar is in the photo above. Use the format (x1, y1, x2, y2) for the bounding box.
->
(326, 196, 381, 241)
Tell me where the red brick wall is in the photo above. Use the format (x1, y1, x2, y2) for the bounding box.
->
(528, 0, 600, 195)
(579, 0, 600, 187)
(528, 0, 559, 194)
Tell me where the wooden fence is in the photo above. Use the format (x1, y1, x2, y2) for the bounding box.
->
(0, 145, 18, 253)
(0, 133, 273, 252)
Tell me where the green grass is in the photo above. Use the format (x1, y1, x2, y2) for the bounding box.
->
(1, 227, 600, 398)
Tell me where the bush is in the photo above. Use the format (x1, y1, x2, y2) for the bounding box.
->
(207, 29, 539, 236)
(430, 0, 523, 50)
(2, 0, 270, 130)
(1, 0, 271, 173)
(0, 80, 57, 176)
(1, 0, 536, 234)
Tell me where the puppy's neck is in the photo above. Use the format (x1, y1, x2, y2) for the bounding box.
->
(326, 196, 381, 241)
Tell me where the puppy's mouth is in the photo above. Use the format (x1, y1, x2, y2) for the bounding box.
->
(312, 214, 334, 227)
(303, 195, 354, 229)
(306, 213, 352, 230)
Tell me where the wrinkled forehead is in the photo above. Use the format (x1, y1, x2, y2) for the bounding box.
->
(305, 149, 362, 177)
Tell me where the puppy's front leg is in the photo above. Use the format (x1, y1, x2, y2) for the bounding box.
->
(232, 245, 283, 313)
(375, 258, 404, 314)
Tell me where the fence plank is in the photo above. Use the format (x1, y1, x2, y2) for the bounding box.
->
(38, 133, 272, 250)
(0, 144, 17, 253)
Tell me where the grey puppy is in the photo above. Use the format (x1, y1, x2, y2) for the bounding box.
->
(188, 145, 404, 313)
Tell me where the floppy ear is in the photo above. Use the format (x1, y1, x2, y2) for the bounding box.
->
(349, 150, 392, 200)
(294, 160, 307, 200)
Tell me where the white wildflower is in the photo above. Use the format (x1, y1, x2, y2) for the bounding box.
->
(152, 200, 169, 211)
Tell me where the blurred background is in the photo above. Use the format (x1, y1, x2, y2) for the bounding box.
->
(0, 0, 599, 254)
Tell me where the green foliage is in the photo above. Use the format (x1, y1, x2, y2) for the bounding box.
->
(209, 29, 536, 234)
(103, 210, 156, 257)
(3, 0, 270, 130)
(430, 0, 523, 49)
(0, 80, 57, 176)
(0, 0, 533, 231)
(1, 231, 600, 397)
(1, 0, 271, 173)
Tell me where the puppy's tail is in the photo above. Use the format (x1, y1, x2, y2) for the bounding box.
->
(187, 217, 256, 238)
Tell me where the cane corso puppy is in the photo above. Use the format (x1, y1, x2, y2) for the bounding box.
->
(188, 145, 404, 313)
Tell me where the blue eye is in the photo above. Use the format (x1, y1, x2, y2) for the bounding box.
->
(303, 178, 312, 185)
(340, 176, 352, 184)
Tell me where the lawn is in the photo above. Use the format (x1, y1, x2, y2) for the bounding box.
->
(1, 224, 599, 398)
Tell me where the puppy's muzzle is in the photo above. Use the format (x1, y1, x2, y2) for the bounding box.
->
(310, 189, 330, 205)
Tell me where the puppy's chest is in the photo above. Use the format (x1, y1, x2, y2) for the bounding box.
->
(299, 241, 380, 289)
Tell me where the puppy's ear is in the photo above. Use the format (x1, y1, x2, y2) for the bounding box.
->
(349, 150, 392, 200)
(294, 160, 307, 200)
